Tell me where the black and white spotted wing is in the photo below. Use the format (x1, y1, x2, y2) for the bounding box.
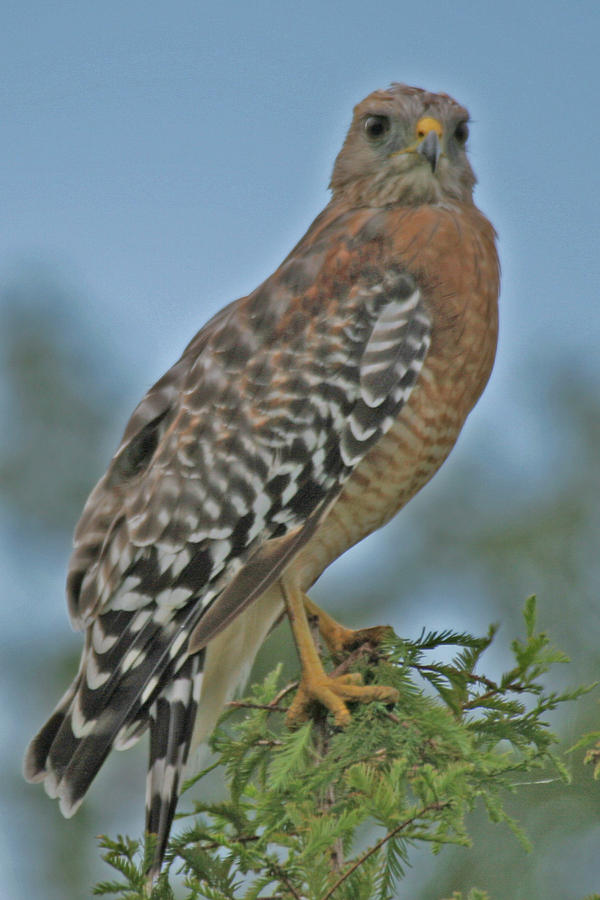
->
(24, 209, 432, 876)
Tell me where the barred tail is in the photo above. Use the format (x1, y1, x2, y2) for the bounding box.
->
(24, 678, 81, 789)
(23, 666, 153, 817)
(24, 650, 205, 881)
(145, 653, 204, 878)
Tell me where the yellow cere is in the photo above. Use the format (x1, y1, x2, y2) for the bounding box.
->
(416, 116, 443, 138)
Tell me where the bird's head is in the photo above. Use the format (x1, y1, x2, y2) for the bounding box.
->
(330, 83, 476, 207)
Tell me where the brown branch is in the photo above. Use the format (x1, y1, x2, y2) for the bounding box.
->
(320, 801, 450, 900)
(412, 662, 531, 714)
(266, 862, 305, 900)
(412, 662, 497, 691)
(271, 680, 300, 706)
(226, 700, 288, 713)
(462, 680, 530, 710)
(226, 680, 299, 714)
(414, 662, 529, 697)
(199, 833, 260, 851)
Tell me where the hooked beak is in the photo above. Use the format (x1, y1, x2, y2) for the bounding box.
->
(418, 130, 442, 173)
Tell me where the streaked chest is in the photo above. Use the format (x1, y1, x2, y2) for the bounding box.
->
(288, 203, 499, 588)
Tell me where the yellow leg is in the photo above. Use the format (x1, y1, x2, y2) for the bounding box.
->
(282, 580, 399, 727)
(303, 596, 394, 660)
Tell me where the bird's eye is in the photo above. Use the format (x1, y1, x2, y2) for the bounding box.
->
(454, 120, 469, 144)
(364, 115, 391, 141)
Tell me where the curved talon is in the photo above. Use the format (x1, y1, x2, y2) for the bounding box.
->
(282, 580, 399, 728)
(286, 672, 399, 727)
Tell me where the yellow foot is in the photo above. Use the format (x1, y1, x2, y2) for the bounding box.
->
(304, 597, 394, 659)
(286, 670, 399, 728)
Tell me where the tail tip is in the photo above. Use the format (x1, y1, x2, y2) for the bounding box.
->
(23, 730, 51, 784)
(23, 738, 84, 819)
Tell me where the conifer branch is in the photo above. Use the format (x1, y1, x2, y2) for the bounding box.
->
(94, 597, 595, 900)
(321, 800, 450, 900)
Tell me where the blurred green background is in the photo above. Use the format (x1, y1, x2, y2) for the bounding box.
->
(2, 2, 599, 898)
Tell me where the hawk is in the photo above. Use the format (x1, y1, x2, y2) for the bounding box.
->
(25, 83, 499, 877)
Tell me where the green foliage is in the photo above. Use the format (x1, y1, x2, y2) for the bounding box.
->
(439, 892, 491, 900)
(95, 599, 593, 900)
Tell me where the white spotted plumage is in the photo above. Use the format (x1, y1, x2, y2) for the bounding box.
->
(24, 249, 431, 874)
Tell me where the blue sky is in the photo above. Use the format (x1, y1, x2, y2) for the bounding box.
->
(3, 1, 598, 381)
(2, 1, 600, 897)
